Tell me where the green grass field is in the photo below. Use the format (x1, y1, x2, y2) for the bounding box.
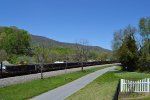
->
(0, 64, 114, 100)
(66, 68, 150, 100)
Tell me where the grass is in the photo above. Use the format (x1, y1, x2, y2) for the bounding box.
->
(0, 64, 115, 100)
(66, 67, 150, 100)
(66, 71, 119, 100)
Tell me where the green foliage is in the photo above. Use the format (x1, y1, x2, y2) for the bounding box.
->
(16, 55, 35, 64)
(112, 17, 150, 72)
(0, 26, 31, 55)
(113, 25, 138, 71)
(89, 51, 111, 61)
(112, 30, 123, 51)
(34, 45, 48, 63)
(141, 41, 150, 54)
(51, 47, 74, 61)
(98, 52, 109, 61)
(0, 26, 111, 64)
(33, 46, 75, 63)
(8, 54, 18, 64)
(118, 37, 138, 71)
(73, 40, 90, 64)
(0, 49, 7, 62)
(88, 51, 98, 60)
(138, 17, 150, 71)
(139, 17, 150, 39)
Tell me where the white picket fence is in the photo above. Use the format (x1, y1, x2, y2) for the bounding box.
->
(120, 78, 150, 92)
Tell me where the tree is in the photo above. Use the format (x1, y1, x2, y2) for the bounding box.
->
(112, 25, 138, 71)
(139, 17, 150, 40)
(48, 50, 59, 63)
(111, 17, 150, 72)
(138, 17, 150, 71)
(112, 29, 124, 60)
(34, 45, 48, 79)
(89, 51, 98, 61)
(112, 30, 124, 51)
(119, 36, 138, 71)
(139, 17, 150, 54)
(0, 26, 31, 55)
(0, 49, 7, 77)
(0, 49, 7, 63)
(74, 40, 89, 71)
(98, 52, 109, 61)
(46, 47, 73, 63)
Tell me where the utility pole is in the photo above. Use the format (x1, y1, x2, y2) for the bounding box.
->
(38, 45, 45, 79)
(40, 63, 43, 79)
(40, 45, 45, 79)
(0, 62, 2, 78)
(81, 56, 83, 71)
(64, 60, 67, 80)
(39, 56, 44, 79)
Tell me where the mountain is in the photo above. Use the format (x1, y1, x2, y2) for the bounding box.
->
(30, 34, 111, 53)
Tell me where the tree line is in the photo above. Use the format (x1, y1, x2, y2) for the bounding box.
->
(112, 17, 150, 71)
(0, 26, 111, 65)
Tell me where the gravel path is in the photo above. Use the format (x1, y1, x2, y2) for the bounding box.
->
(0, 64, 115, 87)
(31, 66, 116, 100)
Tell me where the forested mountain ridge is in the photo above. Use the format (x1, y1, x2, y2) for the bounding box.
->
(31, 34, 111, 53)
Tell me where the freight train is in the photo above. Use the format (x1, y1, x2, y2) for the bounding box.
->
(0, 61, 117, 78)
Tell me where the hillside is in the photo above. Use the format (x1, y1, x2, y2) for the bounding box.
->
(31, 34, 111, 53)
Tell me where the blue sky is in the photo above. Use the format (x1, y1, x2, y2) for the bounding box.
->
(0, 0, 150, 50)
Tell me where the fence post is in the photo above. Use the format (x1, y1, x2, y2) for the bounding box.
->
(148, 78, 149, 92)
(120, 79, 123, 92)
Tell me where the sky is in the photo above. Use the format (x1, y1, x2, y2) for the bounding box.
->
(0, 0, 150, 50)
